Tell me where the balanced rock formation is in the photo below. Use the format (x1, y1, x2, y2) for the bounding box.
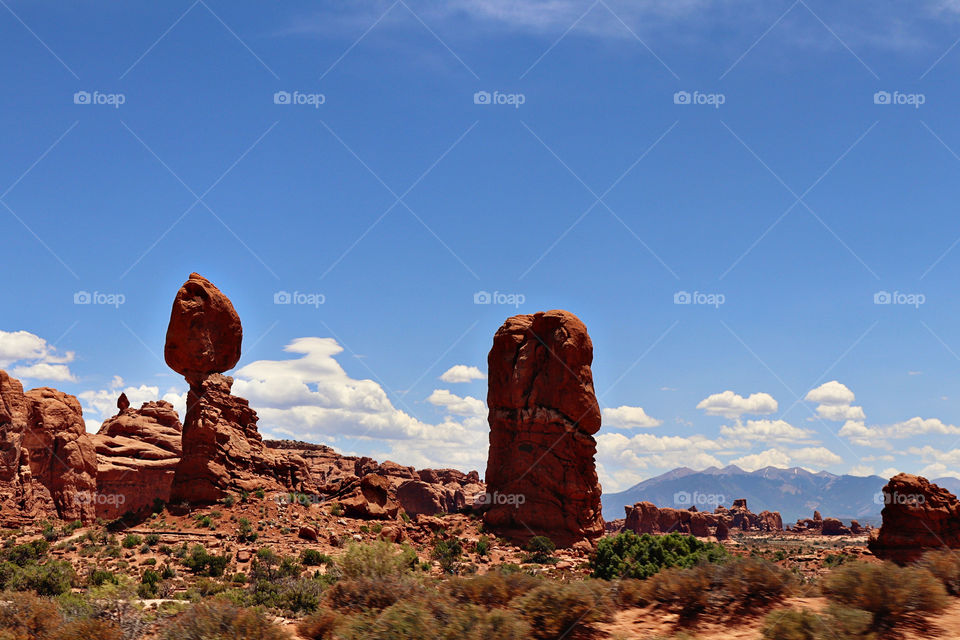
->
(483, 310, 604, 547)
(869, 473, 960, 564)
(166, 274, 309, 504)
(91, 395, 182, 519)
(164, 273, 242, 386)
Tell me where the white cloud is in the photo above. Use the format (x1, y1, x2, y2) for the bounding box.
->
(805, 381, 864, 422)
(439, 365, 486, 384)
(730, 448, 792, 472)
(848, 465, 876, 477)
(603, 405, 662, 429)
(790, 446, 843, 467)
(78, 378, 187, 431)
(840, 417, 960, 448)
(231, 337, 490, 472)
(918, 462, 960, 480)
(880, 467, 901, 478)
(805, 381, 855, 405)
(0, 330, 76, 381)
(719, 419, 815, 444)
(697, 390, 777, 418)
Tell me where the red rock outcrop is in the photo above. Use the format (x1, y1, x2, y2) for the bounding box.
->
(821, 517, 851, 536)
(23, 387, 98, 522)
(868, 473, 960, 564)
(164, 273, 242, 386)
(170, 374, 308, 503)
(483, 310, 604, 547)
(0, 371, 46, 524)
(623, 499, 783, 537)
(340, 473, 400, 519)
(91, 395, 182, 519)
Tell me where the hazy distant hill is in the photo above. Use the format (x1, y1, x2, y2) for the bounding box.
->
(602, 466, 960, 525)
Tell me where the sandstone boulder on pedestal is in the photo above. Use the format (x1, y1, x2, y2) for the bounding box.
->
(483, 310, 604, 547)
(868, 473, 960, 564)
(91, 396, 182, 519)
(24, 387, 98, 522)
(164, 273, 242, 386)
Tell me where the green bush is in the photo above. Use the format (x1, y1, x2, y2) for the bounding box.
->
(325, 576, 424, 613)
(181, 545, 230, 577)
(822, 561, 948, 631)
(445, 570, 541, 608)
(4, 540, 48, 566)
(918, 550, 960, 595)
(474, 536, 490, 557)
(237, 518, 257, 543)
(301, 549, 332, 567)
(298, 607, 342, 639)
(522, 537, 556, 564)
(162, 599, 287, 640)
(761, 609, 828, 640)
(591, 531, 728, 580)
(336, 541, 417, 580)
(338, 597, 530, 640)
(87, 570, 117, 587)
(432, 539, 463, 574)
(512, 580, 613, 640)
(145, 534, 161, 546)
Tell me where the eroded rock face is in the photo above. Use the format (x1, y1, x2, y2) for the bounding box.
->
(0, 371, 41, 524)
(170, 374, 307, 503)
(623, 498, 783, 537)
(340, 473, 400, 520)
(868, 473, 960, 564)
(164, 273, 242, 385)
(483, 310, 604, 547)
(91, 397, 182, 519)
(24, 387, 98, 522)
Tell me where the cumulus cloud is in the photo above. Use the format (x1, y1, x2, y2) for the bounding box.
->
(595, 432, 725, 480)
(697, 390, 777, 418)
(439, 365, 486, 383)
(730, 448, 792, 472)
(728, 445, 843, 472)
(848, 465, 876, 477)
(719, 419, 816, 444)
(790, 446, 844, 467)
(0, 330, 76, 382)
(840, 417, 960, 448)
(231, 337, 490, 472)
(603, 405, 662, 429)
(805, 381, 865, 422)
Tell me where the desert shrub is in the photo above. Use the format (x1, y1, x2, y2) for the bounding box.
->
(591, 531, 728, 580)
(249, 574, 327, 614)
(121, 534, 141, 549)
(512, 580, 613, 639)
(145, 534, 160, 546)
(56, 618, 124, 640)
(614, 579, 648, 608)
(432, 539, 463, 574)
(181, 545, 230, 577)
(522, 537, 556, 564)
(762, 609, 827, 640)
(88, 570, 117, 587)
(1, 560, 76, 596)
(301, 549, 332, 566)
(237, 518, 257, 543)
(297, 607, 343, 639)
(644, 557, 793, 620)
(329, 502, 344, 516)
(822, 561, 948, 630)
(445, 570, 541, 608)
(338, 597, 530, 640)
(4, 539, 48, 566)
(0, 591, 62, 639)
(162, 599, 287, 640)
(917, 549, 960, 595)
(336, 541, 417, 580)
(474, 536, 490, 557)
(221, 494, 236, 508)
(325, 576, 425, 613)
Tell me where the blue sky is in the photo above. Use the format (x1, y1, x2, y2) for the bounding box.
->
(5, 0, 960, 492)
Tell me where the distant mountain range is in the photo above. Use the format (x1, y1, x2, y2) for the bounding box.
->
(602, 465, 960, 526)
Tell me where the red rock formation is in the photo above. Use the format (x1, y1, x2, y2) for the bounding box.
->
(91, 396, 182, 519)
(869, 473, 960, 564)
(821, 517, 851, 536)
(483, 310, 604, 547)
(623, 498, 783, 537)
(170, 374, 308, 503)
(340, 473, 400, 519)
(0, 371, 44, 524)
(164, 273, 242, 386)
(23, 387, 98, 522)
